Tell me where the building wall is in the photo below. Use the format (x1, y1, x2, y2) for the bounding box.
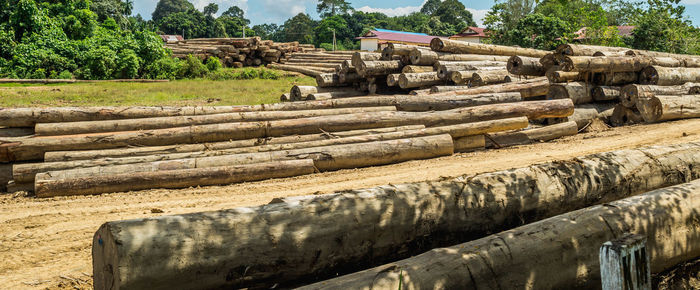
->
(450, 37, 482, 43)
(361, 39, 379, 51)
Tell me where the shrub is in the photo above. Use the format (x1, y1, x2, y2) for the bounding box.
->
(178, 55, 208, 78)
(143, 57, 182, 80)
(58, 70, 73, 79)
(205, 67, 281, 80)
(206, 56, 222, 71)
(115, 49, 140, 79)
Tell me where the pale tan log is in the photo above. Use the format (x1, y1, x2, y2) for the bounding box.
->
(546, 70, 585, 83)
(306, 91, 365, 100)
(92, 142, 700, 290)
(315, 73, 347, 87)
(486, 121, 578, 147)
(280, 93, 290, 102)
(625, 49, 700, 60)
(591, 86, 621, 101)
(351, 52, 382, 67)
(282, 62, 338, 68)
(610, 104, 644, 126)
(430, 86, 470, 93)
(35, 160, 316, 197)
(401, 65, 433, 73)
(453, 135, 485, 152)
(386, 44, 427, 56)
(409, 49, 445, 66)
(386, 74, 400, 86)
(639, 66, 700, 85)
(636, 94, 700, 123)
(470, 70, 512, 86)
(562, 56, 700, 73)
(591, 71, 638, 86)
(45, 125, 427, 162)
(436, 61, 505, 79)
(437, 54, 510, 62)
(507, 56, 546, 76)
(549, 103, 616, 129)
(356, 60, 403, 77)
(450, 70, 477, 84)
(547, 82, 593, 104)
(556, 44, 630, 56)
(434, 77, 549, 99)
(619, 84, 695, 108)
(339, 60, 355, 73)
(35, 107, 395, 135)
(398, 72, 443, 89)
(267, 63, 323, 77)
(305, 179, 700, 289)
(285, 59, 344, 65)
(290, 85, 318, 101)
(431, 38, 549, 58)
(41, 135, 455, 186)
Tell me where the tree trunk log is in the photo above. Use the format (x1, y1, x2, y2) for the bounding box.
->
(453, 135, 485, 152)
(430, 85, 470, 93)
(470, 70, 512, 86)
(409, 49, 510, 66)
(267, 63, 323, 77)
(546, 69, 585, 83)
(434, 77, 549, 99)
(547, 82, 593, 104)
(610, 104, 644, 126)
(356, 60, 403, 77)
(556, 44, 630, 56)
(591, 72, 638, 86)
(93, 142, 700, 290)
(305, 178, 700, 289)
(562, 56, 700, 73)
(351, 52, 382, 67)
(386, 74, 400, 86)
(401, 65, 433, 73)
(44, 125, 427, 162)
(306, 91, 365, 100)
(549, 103, 616, 129)
(36, 160, 316, 197)
(591, 86, 621, 101)
(636, 94, 700, 123)
(486, 121, 578, 147)
(619, 84, 695, 108)
(398, 72, 443, 89)
(315, 73, 346, 87)
(507, 56, 546, 76)
(436, 62, 504, 79)
(280, 93, 290, 102)
(337, 72, 362, 84)
(431, 38, 549, 58)
(639, 66, 700, 85)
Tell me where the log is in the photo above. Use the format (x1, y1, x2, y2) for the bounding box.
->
(450, 70, 477, 84)
(45, 125, 427, 162)
(453, 135, 485, 152)
(639, 66, 700, 85)
(437, 54, 511, 62)
(398, 72, 443, 89)
(436, 61, 505, 79)
(556, 44, 630, 56)
(306, 91, 365, 100)
(409, 49, 444, 66)
(339, 60, 355, 73)
(486, 121, 578, 147)
(386, 74, 400, 86)
(401, 65, 433, 73)
(610, 104, 644, 126)
(39, 135, 455, 196)
(540, 54, 559, 70)
(267, 63, 322, 77)
(431, 38, 549, 58)
(591, 72, 638, 86)
(636, 94, 700, 123)
(549, 103, 616, 129)
(470, 70, 512, 86)
(351, 52, 381, 67)
(92, 142, 700, 289)
(562, 56, 700, 73)
(290, 86, 318, 101)
(0, 127, 34, 137)
(430, 86, 470, 93)
(619, 84, 695, 108)
(306, 179, 700, 289)
(546, 69, 584, 83)
(356, 60, 403, 77)
(280, 93, 290, 102)
(434, 77, 550, 99)
(547, 82, 593, 104)
(386, 43, 426, 56)
(35, 107, 396, 135)
(36, 160, 316, 197)
(315, 73, 346, 88)
(507, 56, 546, 76)
(591, 86, 621, 101)
(338, 72, 362, 84)
(625, 49, 700, 60)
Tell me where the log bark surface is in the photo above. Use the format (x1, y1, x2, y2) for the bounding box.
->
(507, 56, 546, 76)
(398, 72, 443, 89)
(93, 142, 700, 289)
(636, 94, 700, 123)
(639, 66, 700, 85)
(431, 38, 549, 58)
(547, 82, 594, 104)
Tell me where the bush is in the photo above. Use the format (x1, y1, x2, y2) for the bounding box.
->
(58, 70, 73, 79)
(115, 49, 140, 79)
(143, 57, 182, 80)
(206, 56, 222, 71)
(178, 55, 209, 78)
(205, 67, 281, 80)
(80, 46, 117, 80)
(29, 68, 46, 79)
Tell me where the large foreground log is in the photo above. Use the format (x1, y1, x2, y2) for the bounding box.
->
(35, 107, 395, 135)
(619, 84, 695, 108)
(547, 82, 593, 104)
(486, 121, 579, 147)
(636, 94, 700, 123)
(549, 103, 616, 129)
(37, 160, 315, 197)
(431, 38, 549, 58)
(20, 118, 528, 182)
(610, 105, 644, 126)
(435, 77, 550, 99)
(398, 72, 443, 89)
(560, 56, 697, 73)
(45, 125, 426, 162)
(507, 56, 546, 76)
(351, 52, 381, 67)
(40, 135, 455, 196)
(306, 179, 700, 289)
(356, 60, 403, 77)
(556, 43, 630, 56)
(591, 86, 621, 101)
(470, 70, 512, 86)
(639, 66, 700, 85)
(92, 142, 700, 289)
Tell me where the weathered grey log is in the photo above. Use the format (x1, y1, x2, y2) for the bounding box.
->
(431, 38, 549, 58)
(398, 72, 443, 89)
(639, 66, 700, 85)
(93, 142, 700, 289)
(546, 69, 585, 83)
(507, 56, 546, 76)
(430, 85, 470, 93)
(338, 72, 362, 84)
(486, 121, 579, 147)
(356, 60, 403, 77)
(547, 82, 593, 104)
(306, 91, 365, 100)
(556, 44, 631, 56)
(591, 86, 621, 101)
(401, 65, 433, 73)
(409, 49, 511, 66)
(561, 56, 698, 73)
(636, 94, 700, 123)
(41, 135, 455, 195)
(453, 135, 485, 152)
(315, 73, 346, 87)
(386, 74, 400, 86)
(610, 104, 644, 126)
(35, 107, 395, 135)
(305, 178, 700, 289)
(470, 70, 512, 86)
(45, 125, 427, 162)
(351, 52, 382, 67)
(619, 84, 695, 108)
(435, 77, 550, 99)
(549, 103, 616, 129)
(36, 160, 316, 197)
(267, 63, 324, 77)
(0, 127, 34, 137)
(600, 234, 651, 290)
(592, 72, 638, 86)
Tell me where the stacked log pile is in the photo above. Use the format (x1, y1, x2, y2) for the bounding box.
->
(0, 96, 574, 195)
(166, 37, 323, 68)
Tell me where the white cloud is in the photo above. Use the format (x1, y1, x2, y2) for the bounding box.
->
(681, 0, 700, 4)
(355, 3, 424, 17)
(467, 8, 489, 27)
(259, 0, 312, 22)
(191, 0, 249, 17)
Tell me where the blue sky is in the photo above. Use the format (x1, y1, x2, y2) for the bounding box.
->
(132, 0, 700, 27)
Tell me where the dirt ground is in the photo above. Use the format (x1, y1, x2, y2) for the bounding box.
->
(1, 119, 699, 289)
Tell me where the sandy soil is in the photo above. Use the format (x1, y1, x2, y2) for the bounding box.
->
(1, 119, 699, 289)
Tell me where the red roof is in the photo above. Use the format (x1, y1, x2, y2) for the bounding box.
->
(450, 27, 488, 38)
(160, 35, 184, 43)
(574, 26, 635, 40)
(356, 29, 445, 45)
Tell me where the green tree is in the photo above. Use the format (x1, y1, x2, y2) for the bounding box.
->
(280, 13, 316, 43)
(314, 15, 350, 47)
(433, 0, 476, 30)
(316, 0, 352, 18)
(631, 0, 700, 54)
(420, 0, 442, 15)
(221, 5, 246, 19)
(203, 3, 218, 16)
(152, 0, 194, 23)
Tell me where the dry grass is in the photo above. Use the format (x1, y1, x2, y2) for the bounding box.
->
(0, 72, 315, 107)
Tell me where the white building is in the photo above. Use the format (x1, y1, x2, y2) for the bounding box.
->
(449, 27, 488, 43)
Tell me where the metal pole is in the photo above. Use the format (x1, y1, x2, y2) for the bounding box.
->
(332, 29, 336, 51)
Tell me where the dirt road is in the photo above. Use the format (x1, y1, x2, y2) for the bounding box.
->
(1, 119, 699, 289)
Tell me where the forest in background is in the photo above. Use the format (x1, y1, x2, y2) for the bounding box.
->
(0, 0, 698, 80)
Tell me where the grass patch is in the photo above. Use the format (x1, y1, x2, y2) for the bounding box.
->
(0, 69, 315, 107)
